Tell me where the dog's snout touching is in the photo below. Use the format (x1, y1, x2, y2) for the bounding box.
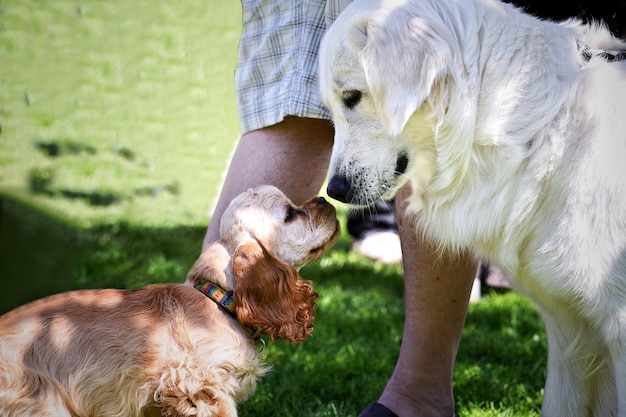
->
(326, 175, 352, 203)
(395, 153, 409, 176)
(303, 194, 337, 222)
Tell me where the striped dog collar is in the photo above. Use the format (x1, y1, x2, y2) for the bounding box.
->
(194, 280, 264, 345)
(194, 280, 236, 314)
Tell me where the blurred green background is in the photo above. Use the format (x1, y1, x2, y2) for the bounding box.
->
(0, 0, 240, 227)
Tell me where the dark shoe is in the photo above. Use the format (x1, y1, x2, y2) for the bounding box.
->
(358, 403, 398, 417)
(357, 402, 459, 417)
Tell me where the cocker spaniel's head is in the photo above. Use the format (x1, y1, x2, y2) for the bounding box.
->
(220, 185, 340, 269)
(189, 185, 341, 343)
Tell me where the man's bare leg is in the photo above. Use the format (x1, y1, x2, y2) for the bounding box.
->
(203, 116, 334, 246)
(377, 186, 477, 417)
(205, 122, 476, 416)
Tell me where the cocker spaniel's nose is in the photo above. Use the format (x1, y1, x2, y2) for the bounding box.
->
(326, 175, 352, 203)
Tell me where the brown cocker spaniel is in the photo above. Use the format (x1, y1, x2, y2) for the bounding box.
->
(0, 185, 340, 417)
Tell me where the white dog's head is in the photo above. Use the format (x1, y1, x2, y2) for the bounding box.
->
(321, 0, 475, 209)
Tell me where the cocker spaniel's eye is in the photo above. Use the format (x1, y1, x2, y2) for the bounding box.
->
(285, 206, 305, 222)
(285, 206, 296, 222)
(342, 90, 362, 109)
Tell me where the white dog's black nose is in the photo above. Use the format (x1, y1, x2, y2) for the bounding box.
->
(326, 176, 352, 203)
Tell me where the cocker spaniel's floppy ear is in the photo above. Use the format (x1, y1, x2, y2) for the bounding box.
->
(232, 240, 318, 343)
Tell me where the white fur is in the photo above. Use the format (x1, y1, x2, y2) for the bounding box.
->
(320, 0, 626, 415)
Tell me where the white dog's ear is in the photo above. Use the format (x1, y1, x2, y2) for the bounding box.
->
(356, 14, 452, 136)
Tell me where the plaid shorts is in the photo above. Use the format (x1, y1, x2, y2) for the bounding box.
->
(236, 0, 352, 134)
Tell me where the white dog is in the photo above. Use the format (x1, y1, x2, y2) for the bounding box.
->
(320, 0, 626, 415)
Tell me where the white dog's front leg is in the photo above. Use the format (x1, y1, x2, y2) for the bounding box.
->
(540, 311, 601, 417)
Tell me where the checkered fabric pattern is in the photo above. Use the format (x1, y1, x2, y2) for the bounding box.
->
(235, 0, 352, 134)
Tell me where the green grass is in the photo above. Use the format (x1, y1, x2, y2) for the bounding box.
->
(0, 0, 241, 227)
(0, 1, 547, 415)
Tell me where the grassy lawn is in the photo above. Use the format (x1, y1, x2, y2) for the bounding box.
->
(0, 0, 241, 227)
(0, 1, 547, 415)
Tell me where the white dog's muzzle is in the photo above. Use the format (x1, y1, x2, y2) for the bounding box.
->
(326, 152, 409, 205)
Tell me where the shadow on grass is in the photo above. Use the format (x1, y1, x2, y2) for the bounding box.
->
(0, 196, 205, 313)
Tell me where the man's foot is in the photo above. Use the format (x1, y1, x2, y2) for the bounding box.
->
(357, 402, 459, 417)
(357, 402, 398, 417)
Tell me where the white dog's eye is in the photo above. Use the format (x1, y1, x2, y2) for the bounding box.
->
(342, 90, 362, 109)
